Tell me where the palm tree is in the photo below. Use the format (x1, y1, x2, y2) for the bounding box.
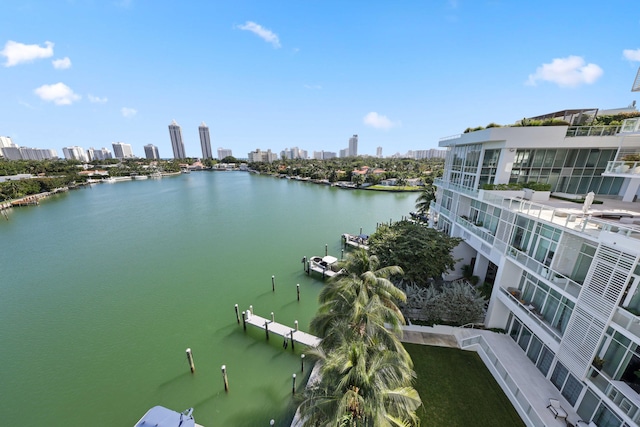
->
(299, 338, 421, 426)
(303, 249, 421, 426)
(414, 183, 436, 216)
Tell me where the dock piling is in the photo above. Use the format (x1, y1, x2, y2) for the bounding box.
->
(242, 311, 246, 331)
(295, 320, 299, 331)
(222, 365, 229, 392)
(325, 244, 328, 256)
(234, 304, 240, 324)
(186, 348, 195, 373)
(296, 284, 300, 301)
(341, 249, 344, 260)
(290, 330, 295, 351)
(272, 275, 275, 292)
(265, 321, 269, 341)
(301, 354, 305, 372)
(292, 373, 297, 394)
(271, 312, 275, 322)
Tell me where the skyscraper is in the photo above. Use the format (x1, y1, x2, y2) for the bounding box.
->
(168, 120, 186, 159)
(144, 144, 160, 160)
(376, 146, 382, 158)
(112, 142, 134, 159)
(349, 134, 358, 157)
(199, 122, 213, 159)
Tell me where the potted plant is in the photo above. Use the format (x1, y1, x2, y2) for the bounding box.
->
(591, 356, 605, 377)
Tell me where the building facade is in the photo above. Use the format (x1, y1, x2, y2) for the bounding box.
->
(144, 144, 160, 160)
(217, 147, 233, 160)
(63, 146, 90, 162)
(199, 122, 213, 159)
(168, 120, 186, 159)
(247, 148, 278, 163)
(349, 134, 358, 157)
(430, 110, 640, 426)
(112, 142, 134, 159)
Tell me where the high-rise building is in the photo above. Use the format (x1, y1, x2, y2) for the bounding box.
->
(349, 134, 358, 157)
(199, 122, 213, 159)
(63, 146, 89, 162)
(217, 147, 233, 160)
(339, 148, 349, 158)
(168, 120, 186, 159)
(0, 136, 15, 149)
(430, 105, 640, 426)
(87, 147, 113, 161)
(144, 144, 160, 160)
(248, 148, 278, 163)
(376, 146, 382, 158)
(112, 142, 134, 159)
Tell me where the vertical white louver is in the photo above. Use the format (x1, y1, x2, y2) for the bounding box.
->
(556, 244, 636, 378)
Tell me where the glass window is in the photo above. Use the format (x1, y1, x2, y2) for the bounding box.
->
(551, 362, 569, 390)
(537, 347, 554, 376)
(562, 374, 583, 406)
(527, 336, 543, 364)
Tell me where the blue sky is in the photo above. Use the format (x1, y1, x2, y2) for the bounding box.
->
(1, 0, 639, 159)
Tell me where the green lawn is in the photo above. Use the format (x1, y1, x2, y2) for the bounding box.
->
(404, 343, 526, 427)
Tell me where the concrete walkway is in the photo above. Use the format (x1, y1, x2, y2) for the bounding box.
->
(400, 325, 581, 427)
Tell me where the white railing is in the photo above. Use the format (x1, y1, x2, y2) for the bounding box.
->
(603, 161, 640, 175)
(460, 335, 546, 427)
(500, 287, 563, 343)
(566, 125, 620, 137)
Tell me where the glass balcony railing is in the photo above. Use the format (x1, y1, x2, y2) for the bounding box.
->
(589, 366, 640, 424)
(455, 215, 495, 244)
(500, 287, 562, 342)
(505, 247, 582, 298)
(566, 125, 620, 137)
(604, 161, 640, 175)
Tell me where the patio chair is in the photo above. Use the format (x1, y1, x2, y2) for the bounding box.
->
(547, 398, 567, 420)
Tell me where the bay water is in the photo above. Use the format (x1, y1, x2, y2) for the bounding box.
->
(0, 172, 416, 426)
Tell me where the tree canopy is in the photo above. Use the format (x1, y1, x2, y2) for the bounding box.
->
(369, 220, 462, 287)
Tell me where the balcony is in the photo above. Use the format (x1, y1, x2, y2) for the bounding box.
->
(455, 215, 495, 244)
(603, 161, 640, 176)
(500, 287, 562, 343)
(589, 366, 640, 424)
(506, 247, 581, 298)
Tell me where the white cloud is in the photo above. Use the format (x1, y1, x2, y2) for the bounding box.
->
(363, 112, 400, 130)
(623, 48, 640, 62)
(52, 56, 72, 69)
(34, 82, 80, 105)
(304, 84, 322, 90)
(121, 107, 137, 118)
(237, 21, 281, 48)
(1, 40, 54, 67)
(88, 94, 108, 104)
(526, 55, 603, 87)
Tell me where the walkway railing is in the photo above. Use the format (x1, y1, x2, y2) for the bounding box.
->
(566, 125, 620, 137)
(460, 335, 546, 427)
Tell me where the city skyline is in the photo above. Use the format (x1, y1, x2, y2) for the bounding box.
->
(1, 1, 640, 159)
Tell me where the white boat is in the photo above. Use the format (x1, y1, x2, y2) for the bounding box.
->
(134, 406, 196, 427)
(306, 255, 342, 278)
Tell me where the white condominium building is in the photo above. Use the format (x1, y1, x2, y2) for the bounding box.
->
(144, 144, 160, 160)
(349, 134, 358, 157)
(112, 142, 134, 159)
(168, 120, 186, 159)
(247, 148, 278, 163)
(199, 122, 213, 159)
(63, 146, 90, 162)
(217, 147, 233, 160)
(430, 107, 640, 426)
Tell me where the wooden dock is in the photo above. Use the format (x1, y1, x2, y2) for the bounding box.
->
(243, 310, 321, 348)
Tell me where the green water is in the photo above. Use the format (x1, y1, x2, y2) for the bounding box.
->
(0, 172, 416, 426)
